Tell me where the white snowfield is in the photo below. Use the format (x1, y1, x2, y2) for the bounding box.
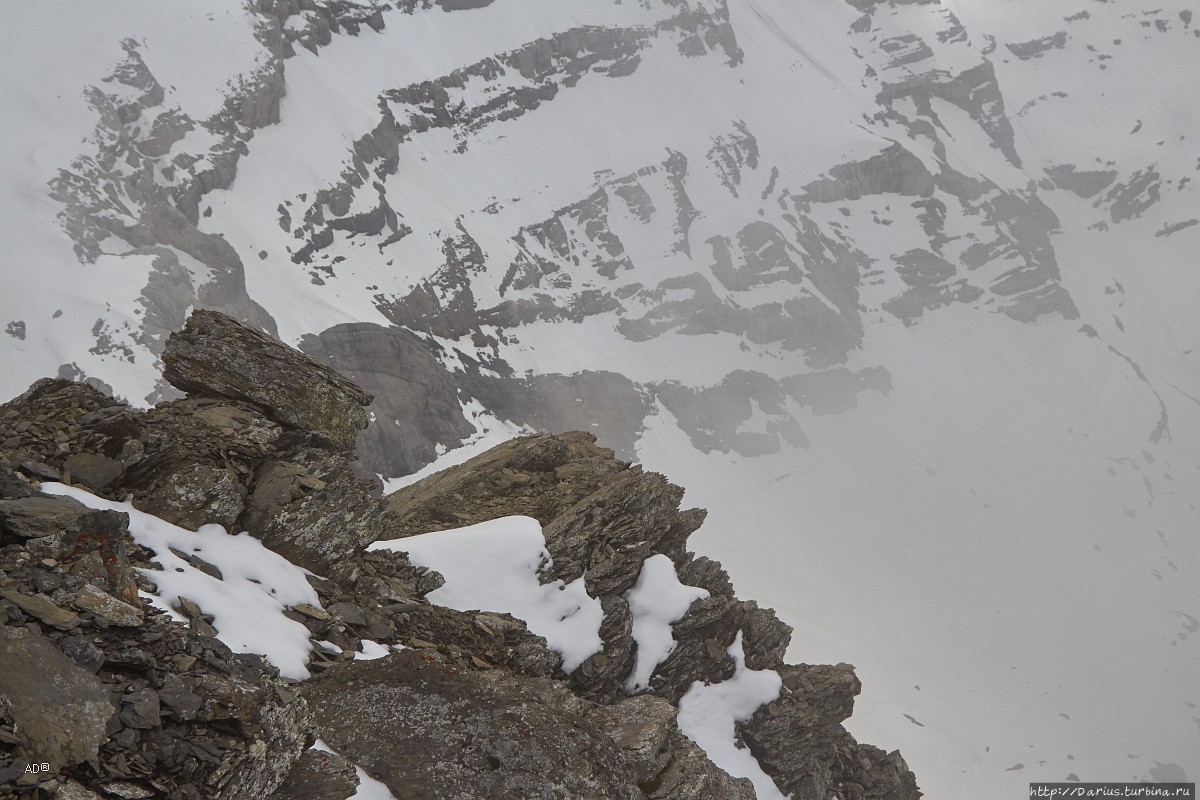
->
(3, 0, 1200, 795)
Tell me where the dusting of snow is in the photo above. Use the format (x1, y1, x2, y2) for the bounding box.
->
(367, 516, 603, 673)
(677, 632, 785, 800)
(42, 482, 320, 680)
(624, 553, 709, 692)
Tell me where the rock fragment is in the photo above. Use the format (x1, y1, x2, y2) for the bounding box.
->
(162, 310, 371, 448)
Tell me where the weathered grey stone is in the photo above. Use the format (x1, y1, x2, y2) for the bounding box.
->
(120, 687, 162, 729)
(269, 748, 360, 800)
(162, 310, 371, 448)
(243, 454, 393, 577)
(0, 495, 89, 540)
(0, 623, 116, 772)
(739, 663, 921, 800)
(71, 584, 144, 627)
(1, 588, 79, 628)
(158, 673, 203, 721)
(648, 731, 756, 800)
(587, 695, 676, 784)
(64, 452, 125, 491)
(53, 780, 107, 800)
(303, 651, 641, 800)
(0, 460, 35, 500)
(384, 431, 627, 534)
(135, 461, 246, 531)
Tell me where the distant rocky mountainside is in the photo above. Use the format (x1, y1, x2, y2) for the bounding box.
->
(3, 0, 1198, 793)
(0, 310, 919, 799)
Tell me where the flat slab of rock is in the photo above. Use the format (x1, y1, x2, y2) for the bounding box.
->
(269, 748, 359, 800)
(162, 310, 371, 449)
(302, 651, 640, 800)
(1, 588, 79, 628)
(0, 495, 89, 540)
(71, 584, 144, 627)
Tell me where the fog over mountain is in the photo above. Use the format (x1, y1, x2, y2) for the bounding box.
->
(2, 1, 1198, 796)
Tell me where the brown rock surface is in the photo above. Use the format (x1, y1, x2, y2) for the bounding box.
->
(162, 310, 371, 449)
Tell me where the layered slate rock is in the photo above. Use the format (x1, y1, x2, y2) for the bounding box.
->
(162, 310, 372, 449)
(378, 429, 916, 796)
(302, 650, 756, 800)
(0, 624, 115, 774)
(382, 432, 792, 705)
(0, 505, 310, 798)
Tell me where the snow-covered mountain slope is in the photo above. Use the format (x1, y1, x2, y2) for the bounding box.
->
(2, 1, 1198, 795)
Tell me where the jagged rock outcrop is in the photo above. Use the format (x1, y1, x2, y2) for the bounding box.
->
(0, 471, 310, 798)
(0, 310, 919, 799)
(162, 310, 372, 450)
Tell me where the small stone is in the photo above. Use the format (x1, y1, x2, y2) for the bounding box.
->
(292, 603, 331, 621)
(21, 459, 60, 480)
(120, 688, 161, 730)
(171, 653, 197, 671)
(187, 552, 223, 580)
(32, 571, 63, 593)
(71, 584, 144, 627)
(97, 781, 156, 799)
(159, 674, 202, 721)
(53, 779, 107, 799)
(328, 602, 366, 627)
(60, 635, 106, 673)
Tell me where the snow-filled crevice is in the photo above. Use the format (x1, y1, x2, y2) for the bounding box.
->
(677, 632, 786, 800)
(368, 515, 604, 673)
(623, 552, 709, 692)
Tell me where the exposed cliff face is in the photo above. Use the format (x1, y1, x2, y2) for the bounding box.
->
(0, 311, 919, 799)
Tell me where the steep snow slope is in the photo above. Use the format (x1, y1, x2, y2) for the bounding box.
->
(3, 1, 1199, 796)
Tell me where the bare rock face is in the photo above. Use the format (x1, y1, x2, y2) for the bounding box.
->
(302, 651, 760, 800)
(739, 663, 920, 800)
(299, 322, 475, 477)
(384, 431, 628, 533)
(589, 695, 756, 800)
(269, 748, 359, 800)
(162, 310, 372, 449)
(303, 650, 643, 800)
(0, 624, 115, 775)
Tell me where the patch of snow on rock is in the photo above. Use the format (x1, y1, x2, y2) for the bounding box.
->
(43, 482, 321, 680)
(677, 632, 786, 800)
(624, 553, 710, 692)
(368, 515, 603, 673)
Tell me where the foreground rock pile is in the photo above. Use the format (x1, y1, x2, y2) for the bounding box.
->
(0, 310, 919, 799)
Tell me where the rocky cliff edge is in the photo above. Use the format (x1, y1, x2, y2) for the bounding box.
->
(0, 310, 919, 800)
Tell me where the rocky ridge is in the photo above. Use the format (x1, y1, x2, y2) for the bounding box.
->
(0, 310, 919, 799)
